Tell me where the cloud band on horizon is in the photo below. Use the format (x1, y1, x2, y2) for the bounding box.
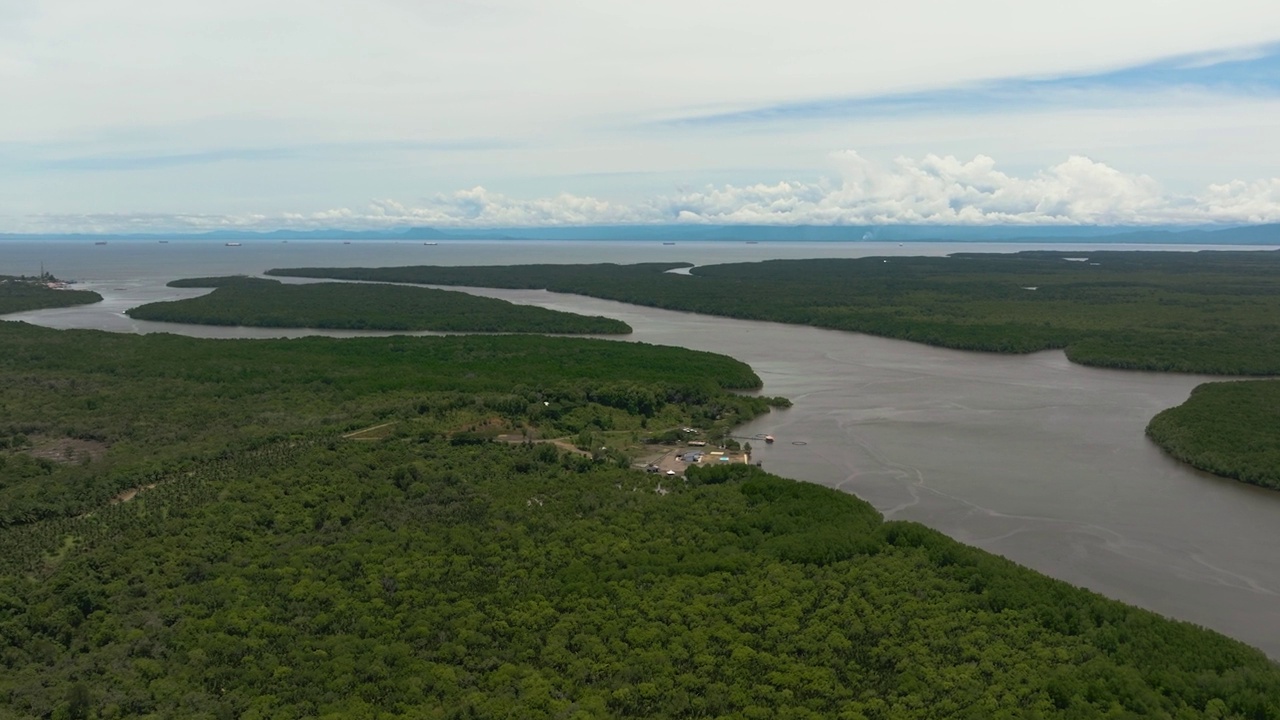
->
(5, 152, 1279, 234)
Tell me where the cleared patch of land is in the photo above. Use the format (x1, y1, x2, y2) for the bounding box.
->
(26, 436, 108, 465)
(341, 422, 398, 440)
(108, 482, 157, 504)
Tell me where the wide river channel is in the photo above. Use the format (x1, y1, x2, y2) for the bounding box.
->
(5, 239, 1280, 658)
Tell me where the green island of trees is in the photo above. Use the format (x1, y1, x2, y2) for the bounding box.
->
(127, 276, 631, 334)
(268, 250, 1280, 375)
(165, 275, 283, 288)
(1146, 379, 1280, 490)
(0, 275, 101, 314)
(3, 320, 1280, 718)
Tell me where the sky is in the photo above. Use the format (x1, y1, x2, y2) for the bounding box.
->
(3, 0, 1280, 232)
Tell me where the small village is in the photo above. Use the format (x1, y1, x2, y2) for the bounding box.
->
(636, 427, 758, 479)
(0, 270, 74, 290)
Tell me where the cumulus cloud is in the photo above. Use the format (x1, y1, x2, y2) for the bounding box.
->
(660, 153, 1276, 226)
(7, 153, 1280, 233)
(365, 189, 647, 227)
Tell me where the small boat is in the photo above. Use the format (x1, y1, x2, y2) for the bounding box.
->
(94, 241, 107, 245)
(225, 242, 242, 247)
(343, 241, 351, 245)
(158, 240, 169, 244)
(423, 242, 438, 246)
(764, 435, 775, 444)
(662, 242, 676, 245)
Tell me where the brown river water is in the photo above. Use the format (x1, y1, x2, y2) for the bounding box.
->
(4, 239, 1280, 658)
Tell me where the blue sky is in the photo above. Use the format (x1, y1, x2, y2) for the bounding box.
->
(660, 43, 1280, 127)
(2, 1, 1279, 232)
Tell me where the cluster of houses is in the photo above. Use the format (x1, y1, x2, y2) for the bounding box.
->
(679, 448, 748, 465)
(642, 427, 755, 479)
(0, 274, 72, 290)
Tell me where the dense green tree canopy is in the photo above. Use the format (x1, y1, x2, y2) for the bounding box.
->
(1147, 379, 1280, 490)
(165, 276, 282, 288)
(268, 250, 1280, 375)
(129, 277, 631, 334)
(0, 277, 101, 314)
(0, 322, 760, 527)
(2, 318, 1280, 718)
(4, 440, 1280, 718)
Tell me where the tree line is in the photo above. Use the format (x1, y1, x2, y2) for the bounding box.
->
(0, 277, 101, 315)
(128, 276, 631, 334)
(267, 250, 1280, 375)
(1147, 379, 1280, 490)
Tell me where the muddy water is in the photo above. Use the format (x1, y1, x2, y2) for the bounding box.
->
(5, 240, 1280, 657)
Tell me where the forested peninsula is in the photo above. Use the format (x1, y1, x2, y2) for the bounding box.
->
(0, 323, 754, 526)
(126, 276, 631, 334)
(269, 250, 1280, 375)
(1146, 380, 1280, 490)
(3, 320, 1280, 718)
(0, 276, 101, 314)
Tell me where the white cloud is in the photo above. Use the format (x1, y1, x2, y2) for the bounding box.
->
(5, 0, 1278, 144)
(659, 153, 1273, 226)
(366, 190, 645, 227)
(3, 3, 1278, 219)
(1199, 179, 1280, 223)
(7, 152, 1280, 233)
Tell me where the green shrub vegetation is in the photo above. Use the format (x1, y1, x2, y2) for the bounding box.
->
(129, 278, 631, 334)
(3, 442, 1279, 719)
(0, 322, 760, 527)
(269, 250, 1280, 374)
(1147, 380, 1280, 489)
(0, 277, 101, 314)
(165, 275, 282, 288)
(2, 319, 1280, 718)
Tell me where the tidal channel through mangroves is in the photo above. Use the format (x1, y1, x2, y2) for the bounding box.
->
(5, 239, 1280, 658)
